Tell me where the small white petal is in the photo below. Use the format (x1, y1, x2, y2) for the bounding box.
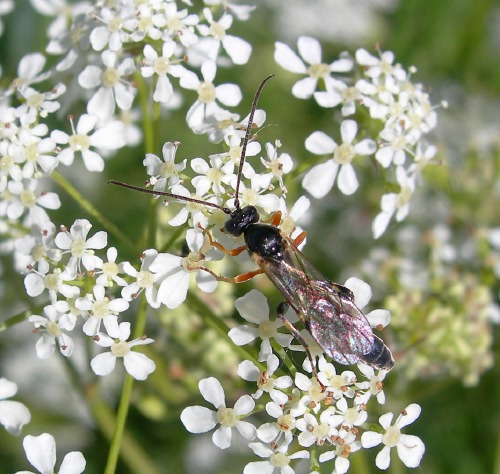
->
(302, 160, 338, 198)
(180, 405, 217, 433)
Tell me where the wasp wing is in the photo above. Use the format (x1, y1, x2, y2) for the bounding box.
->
(251, 235, 381, 366)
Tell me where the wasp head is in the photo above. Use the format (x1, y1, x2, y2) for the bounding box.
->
(224, 205, 260, 237)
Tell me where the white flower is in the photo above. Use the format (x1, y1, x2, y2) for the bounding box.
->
(335, 396, 367, 428)
(161, 2, 199, 48)
(95, 247, 128, 287)
(141, 41, 187, 104)
(78, 50, 136, 122)
(296, 409, 343, 447)
(244, 442, 309, 474)
(12, 134, 58, 177)
(302, 120, 376, 197)
(361, 403, 425, 470)
(237, 354, 293, 405)
(318, 428, 360, 474)
(90, 316, 155, 380)
(0, 378, 31, 435)
(6, 178, 60, 224)
(76, 285, 129, 336)
(293, 372, 326, 415)
(228, 290, 293, 361)
(372, 166, 416, 239)
(14, 221, 60, 264)
(29, 301, 76, 359)
(180, 60, 242, 130)
(9, 52, 50, 92)
(51, 114, 126, 172)
(16, 433, 85, 474)
(255, 141, 293, 192)
(23, 260, 79, 300)
(316, 356, 356, 399)
(180, 377, 256, 449)
(121, 249, 162, 308)
(55, 218, 107, 275)
(197, 8, 252, 65)
(256, 402, 296, 446)
(274, 36, 352, 99)
(18, 83, 66, 119)
(143, 141, 186, 191)
(89, 6, 135, 52)
(149, 229, 218, 309)
(355, 363, 387, 405)
(164, 182, 215, 229)
(191, 154, 235, 195)
(355, 48, 407, 82)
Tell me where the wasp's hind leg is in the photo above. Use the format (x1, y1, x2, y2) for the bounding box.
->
(276, 301, 325, 391)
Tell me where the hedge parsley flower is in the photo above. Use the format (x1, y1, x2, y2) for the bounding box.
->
(237, 354, 293, 405)
(76, 285, 129, 336)
(143, 141, 186, 191)
(302, 120, 376, 197)
(244, 442, 309, 474)
(6, 177, 60, 224)
(52, 114, 126, 172)
(372, 166, 416, 239)
(121, 249, 162, 308)
(0, 378, 31, 436)
(181, 60, 242, 130)
(90, 316, 155, 381)
(197, 8, 252, 65)
(180, 376, 256, 449)
(149, 229, 218, 309)
(274, 36, 352, 99)
(55, 218, 107, 275)
(78, 50, 136, 121)
(17, 433, 85, 474)
(95, 247, 128, 288)
(361, 403, 425, 470)
(228, 289, 293, 361)
(29, 301, 76, 359)
(140, 41, 187, 104)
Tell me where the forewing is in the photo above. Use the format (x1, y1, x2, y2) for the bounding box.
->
(252, 236, 375, 365)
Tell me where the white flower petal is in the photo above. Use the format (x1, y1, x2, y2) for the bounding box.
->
(199, 377, 225, 409)
(274, 42, 306, 73)
(23, 433, 56, 473)
(302, 160, 338, 198)
(123, 352, 155, 380)
(180, 405, 217, 433)
(397, 434, 425, 468)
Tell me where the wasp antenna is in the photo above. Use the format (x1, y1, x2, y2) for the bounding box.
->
(108, 180, 230, 213)
(234, 74, 275, 210)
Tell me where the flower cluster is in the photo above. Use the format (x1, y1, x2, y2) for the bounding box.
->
(275, 37, 442, 238)
(181, 291, 424, 473)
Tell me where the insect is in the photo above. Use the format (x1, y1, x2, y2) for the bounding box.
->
(110, 74, 394, 378)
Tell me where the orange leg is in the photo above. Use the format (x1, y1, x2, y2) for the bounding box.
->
(198, 224, 248, 256)
(292, 230, 307, 247)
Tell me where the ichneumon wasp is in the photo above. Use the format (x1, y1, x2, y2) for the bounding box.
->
(110, 74, 394, 381)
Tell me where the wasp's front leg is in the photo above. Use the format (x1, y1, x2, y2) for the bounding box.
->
(276, 301, 325, 391)
(198, 224, 248, 256)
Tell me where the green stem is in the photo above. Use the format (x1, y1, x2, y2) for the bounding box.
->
(186, 292, 265, 370)
(50, 171, 137, 254)
(0, 304, 46, 332)
(104, 295, 150, 474)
